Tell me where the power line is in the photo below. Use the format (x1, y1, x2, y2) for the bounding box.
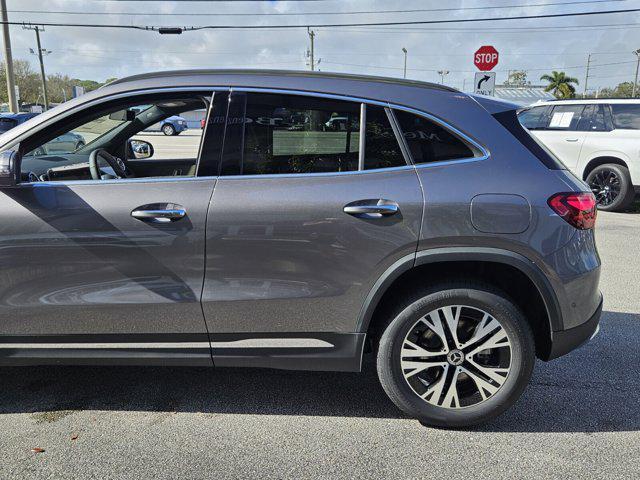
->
(2, 8, 640, 31)
(7, 0, 629, 17)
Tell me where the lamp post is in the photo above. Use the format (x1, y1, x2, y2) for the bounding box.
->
(438, 69, 450, 85)
(633, 49, 640, 98)
(402, 47, 407, 79)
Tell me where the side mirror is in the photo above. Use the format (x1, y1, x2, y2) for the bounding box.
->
(0, 147, 20, 187)
(128, 139, 154, 159)
(109, 109, 136, 122)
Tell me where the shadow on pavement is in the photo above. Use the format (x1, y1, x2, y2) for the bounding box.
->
(0, 311, 637, 432)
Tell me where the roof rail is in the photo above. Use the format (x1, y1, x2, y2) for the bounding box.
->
(104, 69, 458, 92)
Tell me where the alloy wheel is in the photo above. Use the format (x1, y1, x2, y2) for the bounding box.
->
(589, 168, 620, 207)
(400, 305, 512, 409)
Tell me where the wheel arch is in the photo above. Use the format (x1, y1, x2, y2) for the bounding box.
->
(357, 248, 561, 360)
(582, 155, 629, 181)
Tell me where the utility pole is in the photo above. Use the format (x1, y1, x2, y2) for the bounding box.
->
(402, 47, 407, 79)
(307, 27, 315, 71)
(1, 0, 18, 112)
(23, 25, 49, 110)
(583, 53, 591, 98)
(633, 49, 640, 98)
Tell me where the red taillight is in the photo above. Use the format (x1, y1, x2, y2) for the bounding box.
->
(548, 192, 597, 229)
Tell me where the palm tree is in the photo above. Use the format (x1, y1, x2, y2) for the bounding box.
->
(540, 71, 579, 98)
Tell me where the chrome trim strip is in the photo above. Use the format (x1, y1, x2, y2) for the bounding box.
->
(215, 165, 415, 180)
(0, 342, 211, 349)
(358, 103, 366, 171)
(211, 338, 334, 348)
(25, 176, 217, 187)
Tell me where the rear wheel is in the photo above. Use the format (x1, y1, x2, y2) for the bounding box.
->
(586, 163, 635, 212)
(162, 124, 176, 136)
(376, 283, 535, 428)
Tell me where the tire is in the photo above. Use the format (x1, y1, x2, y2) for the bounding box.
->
(586, 163, 635, 212)
(162, 124, 176, 136)
(376, 282, 535, 428)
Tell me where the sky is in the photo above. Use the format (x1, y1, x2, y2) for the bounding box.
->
(4, 0, 640, 93)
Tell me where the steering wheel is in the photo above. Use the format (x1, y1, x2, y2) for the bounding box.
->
(89, 149, 132, 180)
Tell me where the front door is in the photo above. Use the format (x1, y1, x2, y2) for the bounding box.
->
(201, 91, 424, 369)
(0, 90, 220, 364)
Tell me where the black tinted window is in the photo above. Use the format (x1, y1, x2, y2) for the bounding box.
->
(223, 92, 360, 175)
(394, 110, 476, 164)
(518, 106, 547, 130)
(577, 104, 607, 132)
(364, 105, 405, 170)
(547, 105, 584, 130)
(611, 104, 640, 130)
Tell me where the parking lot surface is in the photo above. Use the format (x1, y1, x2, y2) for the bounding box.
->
(0, 211, 638, 479)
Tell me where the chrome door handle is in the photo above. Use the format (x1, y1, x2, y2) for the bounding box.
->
(343, 200, 399, 218)
(131, 203, 186, 223)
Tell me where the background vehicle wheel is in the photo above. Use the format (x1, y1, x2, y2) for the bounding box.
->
(586, 164, 635, 212)
(376, 282, 535, 428)
(162, 124, 176, 136)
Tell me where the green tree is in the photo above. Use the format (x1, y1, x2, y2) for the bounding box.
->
(540, 71, 579, 99)
(504, 70, 530, 87)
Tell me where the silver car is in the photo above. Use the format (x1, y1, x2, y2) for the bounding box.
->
(0, 70, 601, 427)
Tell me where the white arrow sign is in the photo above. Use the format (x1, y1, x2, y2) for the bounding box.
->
(474, 71, 496, 96)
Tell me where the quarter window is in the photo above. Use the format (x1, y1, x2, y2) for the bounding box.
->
(611, 104, 640, 130)
(393, 109, 478, 164)
(364, 105, 406, 170)
(518, 106, 548, 130)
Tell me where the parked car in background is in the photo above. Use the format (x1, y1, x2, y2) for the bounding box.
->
(0, 70, 601, 428)
(30, 131, 86, 156)
(0, 112, 39, 134)
(144, 114, 188, 135)
(519, 99, 640, 211)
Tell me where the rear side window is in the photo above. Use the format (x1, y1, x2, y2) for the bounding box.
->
(222, 92, 360, 175)
(611, 104, 640, 130)
(0, 118, 17, 132)
(518, 106, 548, 130)
(577, 104, 607, 132)
(364, 105, 406, 170)
(393, 110, 477, 164)
(547, 105, 584, 130)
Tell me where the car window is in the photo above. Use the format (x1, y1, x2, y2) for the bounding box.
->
(364, 105, 406, 170)
(21, 94, 210, 182)
(0, 117, 18, 133)
(393, 109, 478, 164)
(546, 105, 584, 130)
(221, 92, 360, 175)
(577, 104, 607, 132)
(518, 106, 548, 130)
(611, 104, 640, 130)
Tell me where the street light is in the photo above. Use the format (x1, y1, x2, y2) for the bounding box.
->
(402, 47, 407, 79)
(633, 49, 640, 98)
(438, 69, 450, 85)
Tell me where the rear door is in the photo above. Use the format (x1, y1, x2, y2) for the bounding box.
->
(533, 104, 587, 170)
(201, 91, 423, 368)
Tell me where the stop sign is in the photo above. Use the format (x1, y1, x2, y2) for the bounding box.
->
(474, 46, 499, 71)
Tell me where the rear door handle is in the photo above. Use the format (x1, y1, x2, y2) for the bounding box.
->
(131, 203, 186, 223)
(343, 199, 399, 218)
(565, 138, 580, 142)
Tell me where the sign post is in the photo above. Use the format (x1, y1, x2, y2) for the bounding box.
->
(473, 45, 499, 96)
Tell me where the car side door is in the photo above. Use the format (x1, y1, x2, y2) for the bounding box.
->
(532, 104, 587, 170)
(201, 90, 424, 371)
(0, 89, 222, 365)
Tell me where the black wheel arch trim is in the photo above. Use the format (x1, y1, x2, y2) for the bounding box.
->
(356, 246, 563, 335)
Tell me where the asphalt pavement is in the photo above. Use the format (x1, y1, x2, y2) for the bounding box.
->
(0, 211, 638, 479)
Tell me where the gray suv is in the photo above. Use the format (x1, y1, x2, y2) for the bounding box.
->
(0, 70, 602, 427)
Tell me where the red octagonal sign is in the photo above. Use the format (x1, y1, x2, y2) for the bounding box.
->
(474, 45, 499, 71)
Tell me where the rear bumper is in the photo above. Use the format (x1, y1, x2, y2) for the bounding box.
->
(545, 294, 602, 360)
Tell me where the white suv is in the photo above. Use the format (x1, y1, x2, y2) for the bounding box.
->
(519, 99, 640, 211)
